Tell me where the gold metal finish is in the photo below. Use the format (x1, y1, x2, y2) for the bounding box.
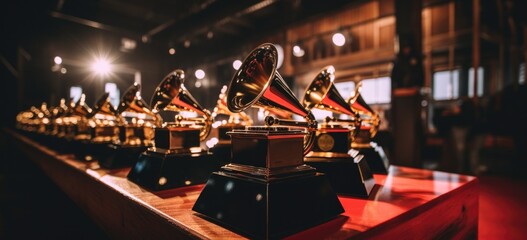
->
(212, 85, 252, 126)
(87, 93, 118, 143)
(347, 82, 381, 139)
(226, 43, 317, 155)
(151, 69, 212, 141)
(117, 82, 161, 146)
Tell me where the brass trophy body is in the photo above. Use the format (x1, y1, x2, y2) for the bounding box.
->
(193, 44, 343, 239)
(209, 85, 252, 161)
(127, 69, 219, 191)
(53, 99, 77, 152)
(73, 93, 119, 161)
(348, 82, 390, 174)
(98, 83, 161, 168)
(302, 66, 375, 197)
(62, 94, 93, 154)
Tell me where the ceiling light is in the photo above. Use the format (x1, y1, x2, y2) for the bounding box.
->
(332, 33, 346, 47)
(168, 48, 176, 55)
(195, 69, 205, 79)
(54, 56, 62, 65)
(91, 58, 112, 76)
(293, 45, 305, 57)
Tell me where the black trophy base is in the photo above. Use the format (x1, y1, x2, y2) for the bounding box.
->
(356, 142, 390, 174)
(193, 171, 344, 239)
(305, 153, 375, 198)
(97, 144, 147, 169)
(127, 150, 219, 191)
(210, 143, 232, 163)
(72, 140, 111, 162)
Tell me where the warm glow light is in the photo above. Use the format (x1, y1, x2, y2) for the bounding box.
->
(91, 58, 112, 76)
(184, 40, 191, 48)
(168, 48, 176, 55)
(332, 33, 346, 46)
(293, 45, 305, 57)
(195, 81, 202, 88)
(60, 67, 67, 74)
(232, 60, 242, 70)
(195, 69, 205, 79)
(54, 56, 62, 65)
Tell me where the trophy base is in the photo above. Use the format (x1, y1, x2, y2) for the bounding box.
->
(192, 171, 344, 239)
(305, 152, 375, 198)
(72, 140, 110, 162)
(354, 142, 390, 174)
(210, 142, 232, 163)
(97, 144, 147, 169)
(127, 150, 219, 191)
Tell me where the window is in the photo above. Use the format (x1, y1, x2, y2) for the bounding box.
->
(520, 63, 525, 85)
(468, 67, 484, 97)
(69, 86, 82, 103)
(105, 83, 120, 107)
(433, 70, 459, 100)
(335, 77, 391, 105)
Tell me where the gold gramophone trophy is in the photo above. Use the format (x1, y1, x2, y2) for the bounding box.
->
(348, 82, 390, 174)
(98, 82, 161, 168)
(209, 85, 252, 161)
(193, 44, 343, 239)
(74, 93, 119, 161)
(301, 66, 375, 197)
(52, 98, 76, 152)
(127, 69, 219, 191)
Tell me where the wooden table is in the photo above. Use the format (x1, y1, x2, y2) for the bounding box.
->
(7, 129, 478, 239)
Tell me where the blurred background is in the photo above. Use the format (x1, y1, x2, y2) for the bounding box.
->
(1, 0, 527, 239)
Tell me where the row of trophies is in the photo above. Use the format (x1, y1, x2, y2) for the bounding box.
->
(16, 43, 390, 239)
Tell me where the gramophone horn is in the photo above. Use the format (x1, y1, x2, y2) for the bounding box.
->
(73, 94, 93, 117)
(151, 69, 212, 141)
(88, 92, 117, 118)
(118, 83, 160, 122)
(212, 85, 252, 125)
(226, 43, 317, 155)
(347, 82, 380, 137)
(302, 65, 359, 118)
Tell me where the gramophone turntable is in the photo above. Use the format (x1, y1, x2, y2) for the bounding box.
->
(301, 66, 375, 197)
(127, 69, 220, 191)
(98, 83, 161, 169)
(193, 43, 343, 239)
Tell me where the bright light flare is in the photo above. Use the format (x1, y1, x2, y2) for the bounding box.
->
(91, 58, 112, 76)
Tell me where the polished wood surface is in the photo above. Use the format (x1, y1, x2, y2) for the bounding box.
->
(7, 129, 478, 239)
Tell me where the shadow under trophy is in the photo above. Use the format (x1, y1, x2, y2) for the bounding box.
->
(98, 82, 162, 169)
(127, 69, 220, 191)
(209, 85, 253, 162)
(302, 65, 375, 198)
(193, 43, 343, 239)
(347, 82, 390, 174)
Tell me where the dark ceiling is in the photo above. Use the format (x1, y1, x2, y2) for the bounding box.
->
(0, 0, 357, 111)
